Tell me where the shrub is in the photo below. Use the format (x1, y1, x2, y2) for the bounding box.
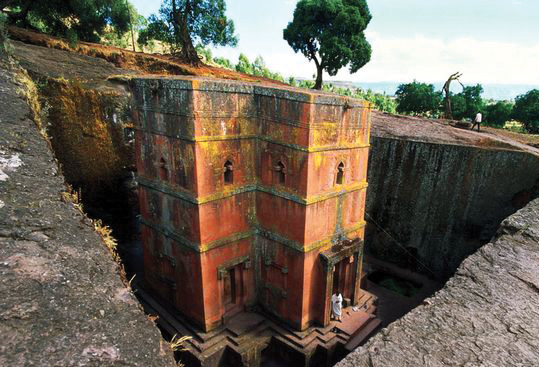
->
(484, 101, 513, 128)
(512, 89, 539, 134)
(395, 81, 442, 116)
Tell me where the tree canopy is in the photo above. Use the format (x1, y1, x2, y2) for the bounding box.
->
(1, 0, 132, 43)
(138, 0, 237, 65)
(395, 81, 442, 116)
(512, 89, 539, 134)
(484, 101, 513, 128)
(283, 0, 372, 89)
(450, 84, 484, 121)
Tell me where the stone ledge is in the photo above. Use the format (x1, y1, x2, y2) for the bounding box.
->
(338, 198, 539, 367)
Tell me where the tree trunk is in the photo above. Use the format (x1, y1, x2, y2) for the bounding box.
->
(443, 83, 452, 120)
(314, 65, 323, 90)
(172, 0, 200, 66)
(179, 23, 200, 66)
(443, 72, 464, 120)
(307, 42, 323, 90)
(124, 0, 136, 52)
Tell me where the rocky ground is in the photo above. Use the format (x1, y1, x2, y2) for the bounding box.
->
(0, 63, 175, 366)
(338, 197, 539, 367)
(372, 111, 539, 156)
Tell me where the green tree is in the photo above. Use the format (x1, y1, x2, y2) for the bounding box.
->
(195, 43, 212, 62)
(252, 56, 269, 77)
(214, 56, 232, 69)
(484, 101, 513, 128)
(235, 53, 253, 74)
(354, 88, 396, 114)
(288, 76, 297, 87)
(2, 0, 131, 43)
(138, 0, 237, 65)
(270, 72, 285, 83)
(451, 84, 485, 121)
(283, 0, 372, 90)
(512, 89, 539, 134)
(102, 2, 146, 51)
(395, 81, 442, 116)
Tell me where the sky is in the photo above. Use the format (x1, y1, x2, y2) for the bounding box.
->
(131, 0, 539, 85)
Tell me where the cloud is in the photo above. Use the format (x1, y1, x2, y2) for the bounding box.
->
(333, 32, 539, 84)
(212, 31, 539, 85)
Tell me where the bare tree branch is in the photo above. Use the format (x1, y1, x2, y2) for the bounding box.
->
(443, 72, 464, 119)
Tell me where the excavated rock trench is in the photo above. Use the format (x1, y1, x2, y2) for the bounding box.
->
(4, 39, 539, 366)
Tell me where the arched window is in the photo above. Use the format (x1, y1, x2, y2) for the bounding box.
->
(275, 161, 286, 184)
(224, 160, 234, 184)
(177, 161, 187, 188)
(336, 162, 345, 185)
(159, 157, 168, 181)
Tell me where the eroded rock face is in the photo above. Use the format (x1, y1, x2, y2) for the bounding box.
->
(338, 198, 539, 367)
(0, 65, 175, 366)
(366, 131, 539, 279)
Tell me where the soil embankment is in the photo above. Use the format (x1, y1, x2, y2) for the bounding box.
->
(0, 64, 175, 366)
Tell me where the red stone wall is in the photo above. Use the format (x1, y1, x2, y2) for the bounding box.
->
(130, 77, 372, 332)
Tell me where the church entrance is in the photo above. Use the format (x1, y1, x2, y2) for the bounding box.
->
(332, 256, 355, 302)
(222, 264, 244, 317)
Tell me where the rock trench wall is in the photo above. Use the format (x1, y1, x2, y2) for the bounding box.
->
(0, 65, 175, 366)
(338, 197, 539, 367)
(365, 136, 539, 278)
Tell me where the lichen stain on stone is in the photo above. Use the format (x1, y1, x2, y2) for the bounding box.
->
(42, 79, 132, 193)
(0, 151, 23, 181)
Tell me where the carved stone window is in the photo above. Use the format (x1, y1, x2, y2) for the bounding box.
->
(159, 157, 168, 181)
(224, 160, 234, 185)
(176, 158, 187, 188)
(336, 162, 345, 185)
(274, 161, 286, 184)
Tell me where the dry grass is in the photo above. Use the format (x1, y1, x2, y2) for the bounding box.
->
(93, 219, 121, 262)
(61, 183, 83, 209)
(14, 66, 46, 135)
(170, 334, 192, 352)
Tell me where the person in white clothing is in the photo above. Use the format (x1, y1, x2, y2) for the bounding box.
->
(331, 291, 343, 322)
(472, 112, 482, 131)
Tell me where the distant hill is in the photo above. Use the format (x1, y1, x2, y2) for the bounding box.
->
(303, 79, 539, 101)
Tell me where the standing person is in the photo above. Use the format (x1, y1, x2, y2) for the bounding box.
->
(331, 291, 343, 322)
(472, 111, 482, 131)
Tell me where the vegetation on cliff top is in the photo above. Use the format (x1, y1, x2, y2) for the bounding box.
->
(284, 0, 372, 90)
(512, 90, 539, 134)
(138, 0, 237, 65)
(1, 0, 133, 44)
(394, 79, 538, 133)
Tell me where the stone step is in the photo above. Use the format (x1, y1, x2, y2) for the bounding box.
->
(135, 285, 234, 354)
(344, 317, 381, 352)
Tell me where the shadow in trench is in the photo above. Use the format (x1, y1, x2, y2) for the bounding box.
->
(362, 255, 443, 327)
